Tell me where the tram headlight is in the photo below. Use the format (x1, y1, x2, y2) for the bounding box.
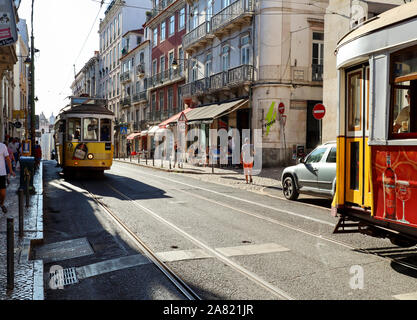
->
(87, 153, 94, 160)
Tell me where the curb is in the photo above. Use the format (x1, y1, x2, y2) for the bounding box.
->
(114, 159, 207, 175)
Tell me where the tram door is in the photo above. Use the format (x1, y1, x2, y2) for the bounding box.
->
(345, 65, 372, 209)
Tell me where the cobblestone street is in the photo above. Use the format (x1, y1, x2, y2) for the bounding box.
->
(0, 165, 44, 300)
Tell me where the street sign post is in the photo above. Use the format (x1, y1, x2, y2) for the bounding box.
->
(313, 103, 326, 120)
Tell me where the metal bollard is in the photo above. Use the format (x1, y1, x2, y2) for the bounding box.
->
(7, 218, 14, 291)
(25, 174, 30, 208)
(145, 153, 148, 165)
(18, 189, 24, 238)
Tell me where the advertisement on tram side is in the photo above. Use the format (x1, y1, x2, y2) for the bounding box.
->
(372, 146, 417, 226)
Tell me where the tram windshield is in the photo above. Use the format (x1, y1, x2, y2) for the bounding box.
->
(391, 46, 417, 136)
(83, 118, 99, 141)
(68, 118, 81, 141)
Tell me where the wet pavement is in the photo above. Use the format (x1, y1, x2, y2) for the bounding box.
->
(0, 163, 44, 300)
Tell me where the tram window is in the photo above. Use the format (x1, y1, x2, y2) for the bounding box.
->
(347, 71, 362, 131)
(67, 118, 81, 141)
(305, 147, 326, 164)
(392, 84, 411, 134)
(100, 119, 111, 141)
(390, 46, 417, 137)
(83, 118, 99, 141)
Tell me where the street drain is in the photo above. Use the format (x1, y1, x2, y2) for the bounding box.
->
(171, 245, 179, 249)
(49, 267, 79, 288)
(242, 240, 252, 244)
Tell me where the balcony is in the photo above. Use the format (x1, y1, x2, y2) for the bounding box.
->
(147, 67, 184, 89)
(120, 71, 131, 83)
(121, 96, 131, 107)
(312, 64, 323, 82)
(132, 91, 148, 104)
(211, 0, 254, 37)
(183, 22, 214, 53)
(181, 64, 254, 98)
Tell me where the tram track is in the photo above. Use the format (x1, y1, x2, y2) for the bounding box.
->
(78, 181, 202, 301)
(112, 162, 417, 275)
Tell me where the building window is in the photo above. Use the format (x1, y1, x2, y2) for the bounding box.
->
(192, 7, 198, 29)
(152, 60, 157, 76)
(152, 93, 156, 111)
(168, 87, 173, 111)
(205, 53, 212, 77)
(241, 34, 251, 65)
(178, 47, 184, 72)
(160, 55, 165, 73)
(153, 28, 158, 47)
(159, 90, 164, 110)
(179, 7, 185, 30)
(222, 0, 231, 9)
(169, 15, 175, 36)
(191, 60, 198, 81)
(161, 21, 166, 41)
(312, 32, 324, 81)
(222, 45, 230, 71)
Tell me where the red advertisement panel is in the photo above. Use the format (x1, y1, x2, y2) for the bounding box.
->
(372, 146, 417, 226)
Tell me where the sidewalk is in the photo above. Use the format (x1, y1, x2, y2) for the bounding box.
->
(115, 156, 285, 198)
(0, 162, 44, 300)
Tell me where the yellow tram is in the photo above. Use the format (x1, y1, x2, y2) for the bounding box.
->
(54, 96, 115, 175)
(332, 2, 417, 247)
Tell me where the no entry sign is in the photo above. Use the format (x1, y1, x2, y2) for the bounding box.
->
(313, 103, 326, 120)
(278, 102, 285, 114)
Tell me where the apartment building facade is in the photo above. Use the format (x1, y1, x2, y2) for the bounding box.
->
(180, 0, 327, 166)
(120, 29, 151, 154)
(71, 52, 99, 97)
(322, 0, 405, 143)
(12, 18, 29, 140)
(98, 0, 150, 119)
(145, 0, 187, 127)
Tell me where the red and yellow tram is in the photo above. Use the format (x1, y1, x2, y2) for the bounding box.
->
(332, 2, 417, 246)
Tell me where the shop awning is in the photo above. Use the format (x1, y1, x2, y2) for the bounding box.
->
(140, 130, 148, 135)
(147, 125, 160, 136)
(185, 99, 247, 122)
(126, 132, 141, 140)
(158, 107, 194, 128)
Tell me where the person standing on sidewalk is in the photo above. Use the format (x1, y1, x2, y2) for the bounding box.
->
(4, 141, 15, 185)
(0, 142, 15, 213)
(241, 137, 254, 184)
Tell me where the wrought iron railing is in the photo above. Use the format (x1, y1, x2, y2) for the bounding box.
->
(183, 22, 210, 50)
(180, 64, 254, 96)
(312, 64, 323, 81)
(211, 0, 254, 33)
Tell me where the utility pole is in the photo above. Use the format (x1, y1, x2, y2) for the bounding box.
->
(29, 0, 35, 156)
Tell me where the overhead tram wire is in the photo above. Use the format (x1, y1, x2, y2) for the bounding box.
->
(58, 4, 104, 96)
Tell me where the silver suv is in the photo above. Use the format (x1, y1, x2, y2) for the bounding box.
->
(281, 142, 336, 200)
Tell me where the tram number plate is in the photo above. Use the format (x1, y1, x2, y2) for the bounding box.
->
(105, 143, 111, 150)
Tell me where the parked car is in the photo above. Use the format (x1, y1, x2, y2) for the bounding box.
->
(281, 142, 336, 200)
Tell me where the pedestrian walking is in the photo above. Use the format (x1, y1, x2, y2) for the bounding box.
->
(34, 141, 42, 170)
(173, 141, 178, 168)
(0, 141, 15, 213)
(13, 137, 21, 165)
(241, 137, 254, 184)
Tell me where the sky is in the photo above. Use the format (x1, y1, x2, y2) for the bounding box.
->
(17, 0, 106, 118)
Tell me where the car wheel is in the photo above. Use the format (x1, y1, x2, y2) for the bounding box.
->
(283, 175, 299, 200)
